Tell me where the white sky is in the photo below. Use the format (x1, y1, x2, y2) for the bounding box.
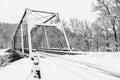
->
(0, 0, 98, 23)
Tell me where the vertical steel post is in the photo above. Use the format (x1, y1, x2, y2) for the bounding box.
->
(56, 13, 71, 51)
(26, 9, 33, 55)
(43, 26, 49, 48)
(20, 24, 24, 55)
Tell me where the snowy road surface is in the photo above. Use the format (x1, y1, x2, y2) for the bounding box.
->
(0, 52, 120, 80)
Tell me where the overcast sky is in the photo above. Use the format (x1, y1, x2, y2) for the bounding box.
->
(0, 0, 98, 23)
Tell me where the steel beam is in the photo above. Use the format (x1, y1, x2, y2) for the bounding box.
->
(56, 13, 71, 51)
(31, 9, 55, 15)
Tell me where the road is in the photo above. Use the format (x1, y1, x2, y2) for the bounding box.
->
(0, 52, 120, 80)
(38, 52, 120, 80)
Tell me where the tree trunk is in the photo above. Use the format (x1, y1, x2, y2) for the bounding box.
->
(111, 19, 117, 42)
(96, 36, 99, 52)
(85, 40, 89, 51)
(111, 19, 118, 51)
(104, 23, 110, 48)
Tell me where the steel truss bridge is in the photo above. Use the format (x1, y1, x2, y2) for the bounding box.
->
(11, 8, 75, 56)
(11, 8, 79, 80)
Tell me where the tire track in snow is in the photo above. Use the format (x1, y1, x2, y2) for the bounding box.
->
(39, 52, 120, 80)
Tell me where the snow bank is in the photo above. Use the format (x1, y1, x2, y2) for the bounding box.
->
(63, 52, 120, 73)
(0, 58, 32, 80)
(0, 49, 11, 56)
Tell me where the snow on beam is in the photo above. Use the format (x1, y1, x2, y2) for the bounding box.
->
(36, 24, 58, 27)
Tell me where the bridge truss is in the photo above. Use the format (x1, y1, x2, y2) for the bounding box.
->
(12, 8, 71, 56)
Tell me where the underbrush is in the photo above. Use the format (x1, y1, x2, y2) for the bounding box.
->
(0, 49, 23, 68)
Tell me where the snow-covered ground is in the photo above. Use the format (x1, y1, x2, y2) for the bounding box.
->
(0, 49, 11, 56)
(63, 52, 120, 73)
(0, 52, 120, 80)
(0, 58, 33, 80)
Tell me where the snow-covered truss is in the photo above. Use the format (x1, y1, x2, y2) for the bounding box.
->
(12, 8, 71, 55)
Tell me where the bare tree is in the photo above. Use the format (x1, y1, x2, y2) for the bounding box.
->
(92, 23, 100, 51)
(69, 18, 92, 51)
(92, 0, 120, 51)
